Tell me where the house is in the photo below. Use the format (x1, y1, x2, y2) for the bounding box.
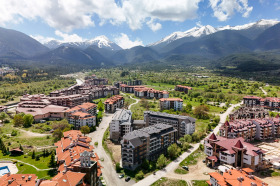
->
(9, 148, 23, 156)
(104, 95, 124, 113)
(204, 133, 268, 171)
(39, 171, 86, 186)
(0, 173, 37, 186)
(121, 124, 177, 170)
(54, 130, 102, 186)
(134, 87, 169, 99)
(207, 168, 268, 186)
(159, 98, 183, 111)
(175, 85, 192, 93)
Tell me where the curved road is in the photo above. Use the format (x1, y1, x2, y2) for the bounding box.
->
(134, 102, 242, 186)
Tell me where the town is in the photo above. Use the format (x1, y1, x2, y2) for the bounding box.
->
(0, 72, 279, 186)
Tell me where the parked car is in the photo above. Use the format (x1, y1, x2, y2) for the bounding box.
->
(119, 174, 124, 179)
(182, 166, 189, 171)
(125, 176, 131, 182)
(203, 160, 206, 163)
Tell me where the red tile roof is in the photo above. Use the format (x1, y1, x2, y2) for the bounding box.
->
(209, 133, 217, 140)
(0, 174, 37, 186)
(234, 140, 244, 149)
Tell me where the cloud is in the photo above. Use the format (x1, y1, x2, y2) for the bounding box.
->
(209, 0, 253, 21)
(54, 30, 84, 42)
(30, 35, 55, 44)
(114, 33, 143, 49)
(0, 0, 201, 32)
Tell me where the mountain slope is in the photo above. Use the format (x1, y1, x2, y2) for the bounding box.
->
(44, 35, 122, 50)
(0, 27, 49, 57)
(255, 23, 280, 50)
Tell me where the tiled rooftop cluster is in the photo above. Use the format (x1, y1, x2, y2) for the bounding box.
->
(229, 106, 269, 121)
(244, 95, 280, 110)
(104, 95, 124, 113)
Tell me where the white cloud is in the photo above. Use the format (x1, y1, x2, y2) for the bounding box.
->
(209, 0, 253, 21)
(114, 33, 143, 49)
(54, 30, 84, 42)
(0, 0, 201, 32)
(30, 35, 55, 44)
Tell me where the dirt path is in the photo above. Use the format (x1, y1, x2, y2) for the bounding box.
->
(19, 129, 50, 137)
(260, 87, 268, 95)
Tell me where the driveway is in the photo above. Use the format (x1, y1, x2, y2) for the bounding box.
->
(88, 113, 135, 186)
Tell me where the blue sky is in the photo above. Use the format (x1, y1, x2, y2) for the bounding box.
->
(0, 0, 279, 49)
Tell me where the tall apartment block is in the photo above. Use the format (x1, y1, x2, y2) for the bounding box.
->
(144, 111, 195, 137)
(121, 124, 177, 170)
(159, 98, 183, 111)
(104, 95, 124, 113)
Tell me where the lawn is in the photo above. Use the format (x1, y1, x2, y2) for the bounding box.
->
(192, 180, 208, 186)
(16, 162, 56, 179)
(151, 177, 187, 186)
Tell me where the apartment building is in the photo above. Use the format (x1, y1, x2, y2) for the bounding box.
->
(207, 168, 268, 186)
(84, 75, 108, 85)
(229, 106, 268, 121)
(115, 80, 142, 88)
(159, 98, 183, 111)
(144, 111, 195, 137)
(244, 96, 280, 110)
(175, 85, 192, 93)
(55, 130, 102, 186)
(204, 133, 267, 170)
(110, 109, 133, 142)
(220, 117, 280, 141)
(48, 94, 90, 108)
(65, 102, 97, 129)
(121, 124, 177, 170)
(104, 95, 124, 113)
(134, 87, 169, 99)
(119, 84, 146, 93)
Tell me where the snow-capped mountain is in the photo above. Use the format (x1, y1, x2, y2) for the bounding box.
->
(149, 19, 279, 47)
(44, 35, 122, 50)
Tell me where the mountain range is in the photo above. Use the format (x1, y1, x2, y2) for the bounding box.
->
(0, 19, 280, 69)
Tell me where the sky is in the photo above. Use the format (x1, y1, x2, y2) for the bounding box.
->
(0, 0, 279, 49)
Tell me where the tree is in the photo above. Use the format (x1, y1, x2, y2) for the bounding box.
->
(96, 111, 103, 125)
(185, 103, 192, 113)
(116, 162, 121, 173)
(32, 150, 35, 159)
(0, 112, 8, 124)
(49, 151, 56, 167)
(135, 170, 144, 180)
(19, 144, 23, 151)
(53, 129, 63, 142)
(13, 114, 24, 127)
(206, 123, 211, 132)
(193, 105, 209, 119)
(167, 144, 180, 159)
(156, 154, 167, 169)
(81, 126, 90, 136)
(184, 134, 192, 143)
(97, 101, 104, 112)
(182, 142, 190, 151)
(23, 114, 34, 128)
(141, 159, 150, 170)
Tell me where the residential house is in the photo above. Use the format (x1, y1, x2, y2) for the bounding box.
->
(175, 85, 192, 94)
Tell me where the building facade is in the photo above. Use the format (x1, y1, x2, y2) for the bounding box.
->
(104, 95, 124, 113)
(119, 84, 146, 93)
(159, 98, 183, 111)
(243, 96, 280, 110)
(175, 85, 192, 93)
(219, 117, 280, 141)
(144, 111, 195, 137)
(110, 109, 133, 142)
(229, 106, 268, 121)
(134, 87, 169, 99)
(121, 124, 177, 170)
(204, 133, 267, 171)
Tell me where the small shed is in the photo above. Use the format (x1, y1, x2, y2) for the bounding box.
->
(9, 148, 23, 156)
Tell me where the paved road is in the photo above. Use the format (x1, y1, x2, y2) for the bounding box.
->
(88, 113, 134, 186)
(260, 87, 267, 96)
(134, 102, 242, 186)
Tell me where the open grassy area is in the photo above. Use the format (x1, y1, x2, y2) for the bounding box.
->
(192, 180, 208, 186)
(16, 162, 56, 179)
(102, 127, 114, 162)
(151, 177, 187, 186)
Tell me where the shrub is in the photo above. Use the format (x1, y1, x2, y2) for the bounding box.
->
(135, 170, 144, 180)
(11, 130, 18, 136)
(35, 155, 40, 161)
(116, 163, 122, 173)
(19, 163, 24, 166)
(94, 142, 98, 146)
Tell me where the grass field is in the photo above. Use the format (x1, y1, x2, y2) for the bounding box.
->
(151, 177, 187, 186)
(192, 180, 208, 186)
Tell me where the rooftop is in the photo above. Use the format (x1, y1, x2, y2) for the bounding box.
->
(144, 111, 196, 122)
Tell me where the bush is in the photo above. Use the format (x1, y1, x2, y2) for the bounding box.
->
(12, 160, 18, 164)
(19, 163, 24, 166)
(35, 155, 40, 161)
(11, 130, 18, 136)
(135, 170, 144, 180)
(272, 171, 280, 177)
(94, 142, 98, 146)
(116, 163, 122, 173)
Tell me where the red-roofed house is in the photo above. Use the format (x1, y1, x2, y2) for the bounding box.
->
(134, 87, 169, 99)
(39, 171, 86, 186)
(204, 133, 269, 170)
(175, 85, 192, 93)
(159, 98, 183, 111)
(0, 173, 37, 186)
(208, 168, 268, 186)
(104, 95, 124, 113)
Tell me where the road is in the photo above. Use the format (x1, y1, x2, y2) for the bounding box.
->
(134, 102, 242, 186)
(260, 87, 267, 96)
(88, 113, 134, 186)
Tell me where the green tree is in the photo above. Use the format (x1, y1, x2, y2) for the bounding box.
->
(96, 111, 103, 125)
(141, 159, 150, 170)
(186, 103, 192, 113)
(167, 144, 180, 159)
(182, 142, 190, 151)
(206, 123, 211, 132)
(81, 126, 90, 136)
(13, 114, 24, 127)
(192, 132, 200, 142)
(193, 105, 209, 119)
(116, 162, 121, 173)
(135, 170, 144, 180)
(0, 112, 8, 124)
(53, 129, 63, 142)
(98, 101, 104, 112)
(23, 114, 34, 128)
(156, 154, 167, 169)
(184, 134, 192, 143)
(49, 151, 56, 167)
(32, 150, 36, 159)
